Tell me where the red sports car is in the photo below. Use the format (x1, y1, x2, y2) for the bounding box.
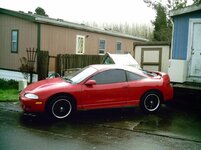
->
(20, 65, 173, 119)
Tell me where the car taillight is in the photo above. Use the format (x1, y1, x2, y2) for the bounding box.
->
(163, 74, 171, 86)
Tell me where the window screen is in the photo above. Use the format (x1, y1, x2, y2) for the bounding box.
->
(99, 39, 106, 54)
(11, 30, 19, 53)
(76, 35, 85, 54)
(116, 42, 122, 54)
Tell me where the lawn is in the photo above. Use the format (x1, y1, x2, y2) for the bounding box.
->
(0, 79, 19, 102)
(0, 89, 19, 102)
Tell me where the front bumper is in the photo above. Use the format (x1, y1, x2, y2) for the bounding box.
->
(20, 97, 45, 113)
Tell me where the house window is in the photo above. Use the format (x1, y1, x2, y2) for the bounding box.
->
(99, 39, 106, 54)
(76, 35, 85, 54)
(11, 30, 19, 53)
(116, 42, 122, 54)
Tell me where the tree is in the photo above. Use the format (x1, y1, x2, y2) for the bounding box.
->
(152, 3, 171, 41)
(193, 0, 201, 5)
(168, 0, 187, 10)
(143, 0, 189, 42)
(83, 22, 153, 40)
(35, 7, 48, 16)
(144, 0, 187, 10)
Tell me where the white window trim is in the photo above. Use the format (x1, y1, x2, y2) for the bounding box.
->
(76, 35, 85, 54)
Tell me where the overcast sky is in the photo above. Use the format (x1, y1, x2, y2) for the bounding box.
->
(1, 0, 194, 26)
(0, 0, 158, 25)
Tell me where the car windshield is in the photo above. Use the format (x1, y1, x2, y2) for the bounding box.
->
(64, 66, 97, 84)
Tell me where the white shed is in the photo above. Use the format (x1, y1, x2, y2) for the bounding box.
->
(134, 42, 171, 73)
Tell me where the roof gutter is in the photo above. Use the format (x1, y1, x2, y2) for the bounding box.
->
(35, 17, 148, 42)
(170, 4, 201, 17)
(0, 7, 148, 42)
(0, 7, 35, 22)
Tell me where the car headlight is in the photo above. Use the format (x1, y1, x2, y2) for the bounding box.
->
(24, 93, 39, 99)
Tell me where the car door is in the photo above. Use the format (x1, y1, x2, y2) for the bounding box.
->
(125, 71, 146, 106)
(81, 69, 129, 109)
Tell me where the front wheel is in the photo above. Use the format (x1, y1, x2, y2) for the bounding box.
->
(140, 91, 162, 113)
(47, 96, 74, 120)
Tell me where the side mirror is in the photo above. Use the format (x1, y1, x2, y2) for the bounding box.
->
(85, 80, 96, 86)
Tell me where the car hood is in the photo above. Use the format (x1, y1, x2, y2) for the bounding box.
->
(23, 78, 68, 92)
(102, 52, 141, 69)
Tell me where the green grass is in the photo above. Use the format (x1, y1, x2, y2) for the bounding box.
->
(0, 89, 19, 102)
(0, 79, 18, 90)
(0, 79, 19, 102)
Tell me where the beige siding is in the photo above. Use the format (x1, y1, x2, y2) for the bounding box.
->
(0, 13, 141, 73)
(40, 24, 137, 72)
(40, 24, 136, 56)
(0, 14, 37, 71)
(40, 25, 72, 56)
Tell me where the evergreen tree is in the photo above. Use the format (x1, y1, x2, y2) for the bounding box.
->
(173, 0, 187, 9)
(35, 7, 48, 16)
(193, 0, 201, 5)
(143, 0, 189, 42)
(152, 3, 171, 41)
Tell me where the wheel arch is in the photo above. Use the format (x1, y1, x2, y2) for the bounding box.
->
(140, 89, 164, 113)
(45, 92, 77, 112)
(141, 89, 164, 103)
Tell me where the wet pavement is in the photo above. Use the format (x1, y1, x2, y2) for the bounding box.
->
(0, 103, 201, 150)
(0, 101, 201, 150)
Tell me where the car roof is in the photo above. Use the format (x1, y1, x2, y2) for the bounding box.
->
(89, 64, 147, 77)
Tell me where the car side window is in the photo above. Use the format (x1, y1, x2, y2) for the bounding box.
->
(126, 71, 144, 81)
(91, 69, 126, 84)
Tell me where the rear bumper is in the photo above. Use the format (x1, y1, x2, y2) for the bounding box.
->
(163, 86, 174, 101)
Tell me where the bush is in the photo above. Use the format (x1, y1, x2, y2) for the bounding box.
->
(0, 79, 18, 90)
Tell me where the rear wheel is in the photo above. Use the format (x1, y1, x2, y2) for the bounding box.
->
(47, 95, 74, 120)
(140, 91, 162, 113)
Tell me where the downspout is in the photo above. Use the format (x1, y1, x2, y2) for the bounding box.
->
(37, 23, 41, 52)
(37, 23, 41, 79)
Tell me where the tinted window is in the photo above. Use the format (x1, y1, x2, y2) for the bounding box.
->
(126, 71, 144, 81)
(65, 66, 97, 83)
(91, 69, 126, 84)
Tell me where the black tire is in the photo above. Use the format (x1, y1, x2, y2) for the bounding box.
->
(140, 91, 162, 113)
(47, 95, 74, 120)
